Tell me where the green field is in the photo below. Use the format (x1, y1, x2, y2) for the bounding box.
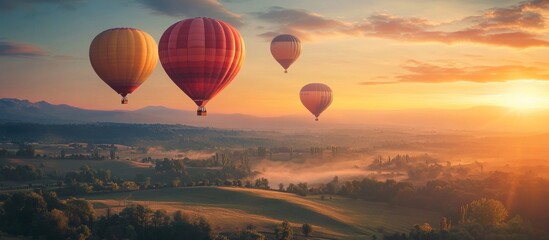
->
(85, 187, 440, 239)
(4, 157, 155, 179)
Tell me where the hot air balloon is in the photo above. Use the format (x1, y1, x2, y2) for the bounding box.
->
(89, 28, 158, 104)
(300, 83, 333, 121)
(270, 34, 301, 73)
(158, 17, 245, 116)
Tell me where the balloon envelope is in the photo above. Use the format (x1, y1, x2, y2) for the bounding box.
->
(270, 34, 301, 73)
(89, 28, 158, 104)
(300, 83, 333, 121)
(158, 17, 245, 116)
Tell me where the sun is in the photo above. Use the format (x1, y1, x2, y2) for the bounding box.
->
(494, 88, 549, 111)
(502, 92, 545, 110)
(478, 80, 549, 111)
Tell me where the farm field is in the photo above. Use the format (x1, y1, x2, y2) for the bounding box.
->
(85, 187, 440, 239)
(3, 157, 154, 179)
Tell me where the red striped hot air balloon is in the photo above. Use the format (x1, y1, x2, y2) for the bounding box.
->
(270, 34, 301, 73)
(158, 17, 245, 116)
(89, 28, 158, 104)
(300, 83, 333, 121)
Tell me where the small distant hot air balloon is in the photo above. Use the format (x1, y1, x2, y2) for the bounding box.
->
(300, 83, 333, 121)
(158, 17, 245, 116)
(270, 34, 301, 73)
(89, 28, 158, 104)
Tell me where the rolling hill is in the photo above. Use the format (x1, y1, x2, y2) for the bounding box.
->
(85, 187, 441, 239)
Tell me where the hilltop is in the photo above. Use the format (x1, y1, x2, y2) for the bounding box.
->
(85, 187, 440, 239)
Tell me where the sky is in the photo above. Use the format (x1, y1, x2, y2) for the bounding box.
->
(2, 0, 549, 117)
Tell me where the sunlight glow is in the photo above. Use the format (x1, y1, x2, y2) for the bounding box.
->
(503, 93, 546, 109)
(481, 80, 549, 111)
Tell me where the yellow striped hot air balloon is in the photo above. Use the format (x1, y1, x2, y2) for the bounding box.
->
(89, 28, 158, 104)
(270, 34, 301, 73)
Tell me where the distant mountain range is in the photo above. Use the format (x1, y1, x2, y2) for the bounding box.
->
(1, 98, 549, 132)
(0, 98, 316, 130)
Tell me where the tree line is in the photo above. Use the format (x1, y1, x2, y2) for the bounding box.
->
(0, 190, 320, 240)
(281, 171, 549, 233)
(381, 199, 547, 240)
(0, 190, 214, 239)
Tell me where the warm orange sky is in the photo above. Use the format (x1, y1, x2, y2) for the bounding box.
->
(1, 0, 549, 117)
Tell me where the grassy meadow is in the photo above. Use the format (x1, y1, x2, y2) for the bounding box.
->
(85, 187, 440, 239)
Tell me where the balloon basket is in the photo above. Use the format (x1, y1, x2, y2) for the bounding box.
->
(121, 97, 128, 104)
(197, 106, 207, 116)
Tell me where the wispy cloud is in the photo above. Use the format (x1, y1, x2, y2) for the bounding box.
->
(360, 60, 549, 84)
(0, 41, 79, 60)
(256, 0, 549, 48)
(136, 0, 243, 27)
(0, 41, 47, 57)
(255, 7, 357, 41)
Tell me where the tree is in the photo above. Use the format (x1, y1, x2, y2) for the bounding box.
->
(110, 145, 116, 160)
(171, 211, 214, 240)
(39, 209, 69, 239)
(226, 230, 265, 240)
(302, 223, 313, 237)
(419, 223, 432, 232)
(68, 183, 93, 194)
(121, 181, 140, 191)
(172, 177, 182, 187)
(467, 198, 508, 226)
(96, 168, 112, 182)
(144, 177, 151, 189)
(246, 224, 256, 230)
(151, 210, 170, 229)
(74, 225, 91, 240)
(274, 220, 293, 240)
(16, 144, 35, 158)
(440, 217, 451, 231)
(408, 223, 435, 240)
(43, 191, 65, 211)
(1, 191, 47, 235)
(326, 176, 339, 194)
(65, 198, 95, 227)
(255, 178, 269, 189)
(120, 204, 153, 230)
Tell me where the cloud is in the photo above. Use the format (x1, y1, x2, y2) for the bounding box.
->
(465, 0, 549, 30)
(360, 60, 549, 84)
(0, 41, 78, 60)
(0, 41, 47, 57)
(0, 0, 84, 11)
(255, 7, 357, 41)
(362, 14, 549, 48)
(136, 0, 243, 27)
(256, 0, 549, 48)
